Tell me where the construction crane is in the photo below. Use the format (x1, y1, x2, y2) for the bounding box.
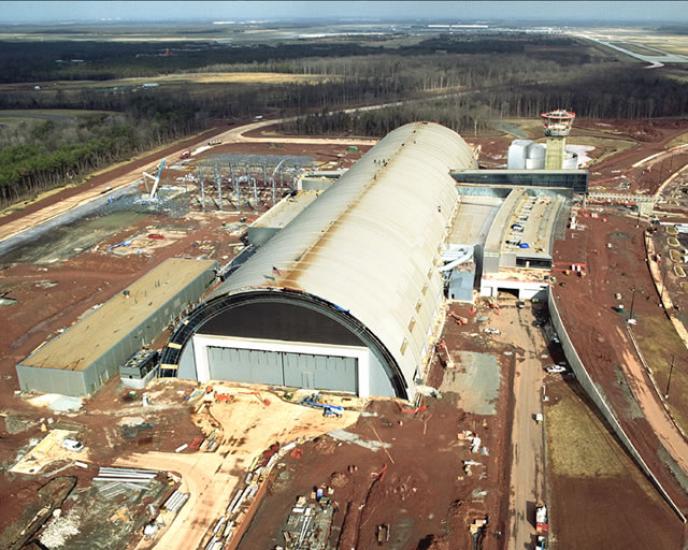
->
(142, 158, 167, 199)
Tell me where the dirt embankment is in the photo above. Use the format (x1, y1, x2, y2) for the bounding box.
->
(553, 211, 688, 513)
(545, 380, 684, 550)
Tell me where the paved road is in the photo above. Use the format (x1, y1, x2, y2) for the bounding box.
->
(570, 31, 688, 69)
(0, 83, 493, 247)
(490, 305, 547, 550)
(0, 94, 453, 245)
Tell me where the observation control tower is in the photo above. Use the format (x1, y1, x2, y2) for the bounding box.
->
(541, 109, 576, 170)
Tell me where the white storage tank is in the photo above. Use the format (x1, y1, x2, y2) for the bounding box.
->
(525, 157, 545, 169)
(507, 139, 533, 170)
(527, 143, 546, 160)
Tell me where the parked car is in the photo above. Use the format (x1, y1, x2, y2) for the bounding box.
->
(545, 365, 567, 374)
(62, 438, 84, 452)
(484, 327, 501, 335)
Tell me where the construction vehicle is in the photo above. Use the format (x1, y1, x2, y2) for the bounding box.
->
(469, 516, 488, 550)
(300, 393, 344, 417)
(376, 523, 390, 545)
(535, 503, 549, 534)
(62, 438, 84, 452)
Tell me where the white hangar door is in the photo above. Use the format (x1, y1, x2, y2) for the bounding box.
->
(282, 352, 357, 393)
(207, 347, 283, 386)
(205, 346, 358, 394)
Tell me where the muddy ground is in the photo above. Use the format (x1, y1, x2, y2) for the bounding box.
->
(578, 118, 688, 194)
(544, 379, 684, 550)
(553, 210, 688, 512)
(239, 305, 515, 550)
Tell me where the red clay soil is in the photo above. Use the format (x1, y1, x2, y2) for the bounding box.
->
(239, 310, 515, 550)
(0, 124, 238, 227)
(577, 118, 688, 144)
(552, 211, 688, 513)
(78, 378, 205, 462)
(0, 208, 249, 412)
(241, 399, 505, 550)
(579, 118, 688, 193)
(471, 136, 511, 168)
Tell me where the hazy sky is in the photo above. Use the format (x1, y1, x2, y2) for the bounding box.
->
(0, 1, 686, 24)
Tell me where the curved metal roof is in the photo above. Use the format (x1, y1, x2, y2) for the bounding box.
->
(210, 122, 477, 395)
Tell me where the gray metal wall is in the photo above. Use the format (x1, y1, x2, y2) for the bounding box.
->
(548, 289, 686, 522)
(16, 364, 87, 396)
(482, 252, 501, 274)
(177, 337, 395, 396)
(17, 261, 216, 397)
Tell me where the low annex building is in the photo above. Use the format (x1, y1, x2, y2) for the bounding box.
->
(17, 258, 217, 397)
(161, 122, 478, 399)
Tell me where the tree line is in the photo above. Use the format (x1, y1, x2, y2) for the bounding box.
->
(0, 111, 204, 207)
(1, 32, 686, 207)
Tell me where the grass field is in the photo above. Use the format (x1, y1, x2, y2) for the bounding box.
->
(492, 117, 543, 139)
(0, 72, 336, 92)
(490, 118, 637, 163)
(566, 134, 637, 163)
(544, 381, 682, 549)
(634, 311, 688, 434)
(609, 42, 662, 56)
(639, 37, 688, 57)
(0, 109, 114, 132)
(546, 385, 627, 478)
(667, 130, 688, 148)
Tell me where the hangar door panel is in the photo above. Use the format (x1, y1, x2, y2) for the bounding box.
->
(283, 352, 357, 393)
(207, 347, 283, 385)
(206, 346, 358, 394)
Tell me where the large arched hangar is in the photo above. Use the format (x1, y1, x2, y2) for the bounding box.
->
(161, 122, 477, 399)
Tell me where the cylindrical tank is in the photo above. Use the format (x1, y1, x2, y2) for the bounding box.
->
(527, 143, 546, 159)
(507, 139, 532, 170)
(525, 157, 545, 169)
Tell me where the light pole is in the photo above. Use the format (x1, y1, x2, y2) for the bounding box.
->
(628, 287, 638, 323)
(665, 355, 675, 400)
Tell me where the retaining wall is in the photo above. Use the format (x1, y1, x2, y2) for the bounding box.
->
(547, 288, 686, 522)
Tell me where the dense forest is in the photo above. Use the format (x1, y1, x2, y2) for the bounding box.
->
(0, 111, 195, 205)
(1, 31, 687, 207)
(280, 68, 688, 136)
(0, 34, 582, 82)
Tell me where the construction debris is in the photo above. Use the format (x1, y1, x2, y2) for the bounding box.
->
(39, 509, 81, 549)
(281, 494, 335, 550)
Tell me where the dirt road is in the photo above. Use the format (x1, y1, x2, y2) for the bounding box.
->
(0, 115, 374, 246)
(554, 213, 688, 511)
(0, 91, 485, 246)
(618, 332, 688, 473)
(116, 389, 357, 550)
(490, 306, 546, 550)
